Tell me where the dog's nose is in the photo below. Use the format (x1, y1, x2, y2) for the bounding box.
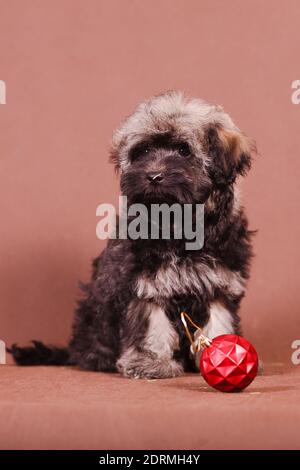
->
(147, 172, 164, 183)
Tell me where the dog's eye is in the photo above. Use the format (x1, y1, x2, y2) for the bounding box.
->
(178, 143, 191, 157)
(131, 145, 151, 162)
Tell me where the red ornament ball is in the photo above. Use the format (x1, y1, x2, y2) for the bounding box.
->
(199, 334, 258, 392)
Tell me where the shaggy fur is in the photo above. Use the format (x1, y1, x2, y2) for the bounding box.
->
(9, 91, 255, 378)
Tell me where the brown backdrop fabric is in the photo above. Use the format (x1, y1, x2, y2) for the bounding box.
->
(1, 0, 300, 365)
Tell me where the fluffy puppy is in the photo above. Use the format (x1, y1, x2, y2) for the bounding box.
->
(10, 91, 255, 378)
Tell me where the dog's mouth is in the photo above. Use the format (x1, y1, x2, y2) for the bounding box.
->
(130, 192, 180, 206)
(129, 185, 208, 206)
(129, 182, 192, 205)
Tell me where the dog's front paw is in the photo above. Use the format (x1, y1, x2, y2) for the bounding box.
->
(123, 359, 183, 379)
(117, 353, 183, 379)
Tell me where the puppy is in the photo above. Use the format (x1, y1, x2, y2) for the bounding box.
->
(10, 91, 255, 378)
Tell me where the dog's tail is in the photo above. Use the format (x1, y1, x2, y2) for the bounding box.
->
(7, 341, 70, 366)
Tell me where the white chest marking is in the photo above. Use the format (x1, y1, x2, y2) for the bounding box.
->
(136, 260, 245, 301)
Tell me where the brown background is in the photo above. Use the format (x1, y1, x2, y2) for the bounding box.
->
(1, 0, 300, 365)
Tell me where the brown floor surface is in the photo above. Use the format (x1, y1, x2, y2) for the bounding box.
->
(0, 364, 299, 450)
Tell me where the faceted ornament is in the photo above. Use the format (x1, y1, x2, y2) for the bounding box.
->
(199, 334, 259, 392)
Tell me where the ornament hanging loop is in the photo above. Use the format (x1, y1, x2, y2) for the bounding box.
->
(180, 312, 212, 355)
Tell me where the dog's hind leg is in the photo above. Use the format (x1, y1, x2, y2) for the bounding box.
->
(69, 298, 120, 372)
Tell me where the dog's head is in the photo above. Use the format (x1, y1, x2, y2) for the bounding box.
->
(110, 91, 255, 206)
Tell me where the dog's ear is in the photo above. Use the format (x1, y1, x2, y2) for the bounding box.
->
(205, 124, 255, 188)
(109, 143, 121, 173)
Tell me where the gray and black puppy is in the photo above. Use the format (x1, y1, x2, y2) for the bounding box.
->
(10, 91, 255, 378)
